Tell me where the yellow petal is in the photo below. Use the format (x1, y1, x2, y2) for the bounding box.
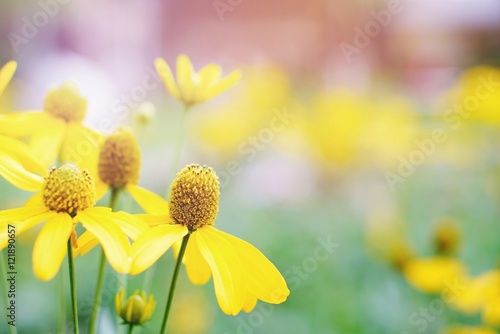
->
(130, 224, 188, 275)
(483, 295, 500, 326)
(60, 123, 103, 176)
(0, 135, 46, 175)
(195, 227, 245, 315)
(155, 57, 180, 99)
(127, 184, 169, 215)
(403, 257, 467, 294)
(109, 210, 150, 240)
(32, 212, 73, 281)
(193, 64, 222, 103)
(0, 61, 17, 96)
(134, 214, 171, 227)
(176, 54, 196, 104)
(78, 208, 132, 274)
(0, 154, 44, 191)
(242, 293, 258, 313)
(0, 207, 52, 248)
(201, 70, 241, 102)
(183, 237, 211, 285)
(23, 192, 44, 207)
(95, 181, 109, 201)
(217, 228, 289, 304)
(73, 230, 99, 257)
(29, 114, 67, 167)
(0, 112, 43, 138)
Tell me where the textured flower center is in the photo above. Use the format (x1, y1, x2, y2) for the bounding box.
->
(98, 128, 141, 188)
(42, 164, 96, 216)
(169, 164, 220, 230)
(44, 83, 87, 123)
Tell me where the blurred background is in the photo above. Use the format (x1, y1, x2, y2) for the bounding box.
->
(1, 0, 500, 333)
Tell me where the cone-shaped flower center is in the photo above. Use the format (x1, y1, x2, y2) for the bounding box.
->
(98, 128, 141, 188)
(42, 164, 96, 216)
(169, 164, 220, 230)
(44, 83, 87, 122)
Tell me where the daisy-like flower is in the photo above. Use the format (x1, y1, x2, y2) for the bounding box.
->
(0, 82, 103, 168)
(129, 164, 289, 315)
(0, 163, 148, 281)
(75, 127, 168, 255)
(155, 54, 242, 107)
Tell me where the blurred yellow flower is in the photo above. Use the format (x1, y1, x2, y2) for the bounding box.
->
(442, 66, 500, 125)
(129, 164, 290, 315)
(0, 61, 47, 183)
(359, 96, 418, 168)
(451, 270, 500, 326)
(0, 82, 103, 168)
(433, 218, 460, 255)
(115, 287, 156, 325)
(302, 90, 370, 169)
(403, 256, 467, 294)
(155, 54, 241, 107)
(193, 65, 292, 160)
(0, 163, 148, 280)
(442, 326, 498, 334)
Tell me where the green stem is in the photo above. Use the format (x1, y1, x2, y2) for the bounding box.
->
(88, 187, 120, 334)
(127, 324, 135, 334)
(160, 233, 190, 334)
(57, 267, 65, 334)
(87, 251, 106, 334)
(67, 239, 79, 334)
(0, 251, 16, 334)
(165, 106, 190, 198)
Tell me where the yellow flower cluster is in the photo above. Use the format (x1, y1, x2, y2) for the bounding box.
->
(0, 57, 289, 333)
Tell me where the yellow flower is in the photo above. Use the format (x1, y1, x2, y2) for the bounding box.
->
(129, 164, 290, 315)
(75, 127, 168, 255)
(155, 54, 241, 107)
(433, 218, 460, 255)
(115, 287, 156, 325)
(0, 82, 103, 168)
(0, 163, 148, 281)
(403, 256, 467, 294)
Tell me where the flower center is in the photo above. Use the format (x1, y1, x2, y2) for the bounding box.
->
(169, 164, 220, 230)
(98, 128, 141, 188)
(44, 83, 87, 123)
(42, 164, 96, 216)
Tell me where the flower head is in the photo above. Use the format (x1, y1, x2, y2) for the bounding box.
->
(155, 54, 241, 107)
(433, 219, 460, 255)
(130, 164, 289, 315)
(98, 127, 141, 188)
(44, 83, 87, 123)
(43, 164, 96, 215)
(115, 287, 156, 325)
(169, 164, 219, 230)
